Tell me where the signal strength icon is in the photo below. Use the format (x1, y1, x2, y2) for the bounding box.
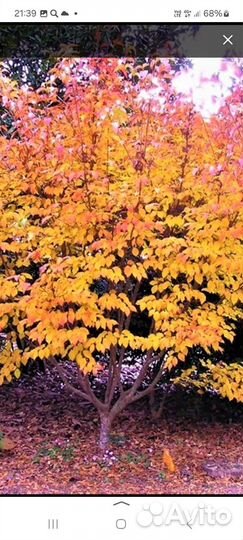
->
(194, 10, 201, 17)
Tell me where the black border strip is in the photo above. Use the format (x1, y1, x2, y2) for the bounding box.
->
(0, 22, 242, 57)
(0, 494, 242, 497)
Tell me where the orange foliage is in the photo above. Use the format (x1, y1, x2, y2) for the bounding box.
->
(163, 449, 176, 473)
(0, 58, 243, 403)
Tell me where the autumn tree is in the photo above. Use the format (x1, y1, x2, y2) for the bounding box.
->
(0, 58, 243, 451)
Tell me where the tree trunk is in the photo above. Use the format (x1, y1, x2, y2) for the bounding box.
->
(99, 413, 112, 453)
(149, 389, 166, 421)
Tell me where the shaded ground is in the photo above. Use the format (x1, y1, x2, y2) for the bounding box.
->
(0, 365, 243, 494)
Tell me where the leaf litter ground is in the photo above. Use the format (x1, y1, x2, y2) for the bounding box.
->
(0, 364, 243, 494)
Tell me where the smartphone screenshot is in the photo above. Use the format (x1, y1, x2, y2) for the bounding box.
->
(0, 1, 242, 538)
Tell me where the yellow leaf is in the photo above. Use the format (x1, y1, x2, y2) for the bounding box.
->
(68, 310, 76, 324)
(14, 368, 21, 379)
(132, 247, 139, 256)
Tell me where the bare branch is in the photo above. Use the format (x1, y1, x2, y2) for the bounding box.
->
(81, 374, 107, 412)
(107, 356, 122, 406)
(105, 345, 116, 404)
(129, 367, 165, 403)
(49, 358, 91, 403)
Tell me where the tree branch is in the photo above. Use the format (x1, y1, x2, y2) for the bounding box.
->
(129, 366, 166, 403)
(105, 345, 116, 404)
(81, 374, 107, 412)
(49, 357, 91, 403)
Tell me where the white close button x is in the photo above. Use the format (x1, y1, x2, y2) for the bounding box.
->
(223, 34, 233, 45)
